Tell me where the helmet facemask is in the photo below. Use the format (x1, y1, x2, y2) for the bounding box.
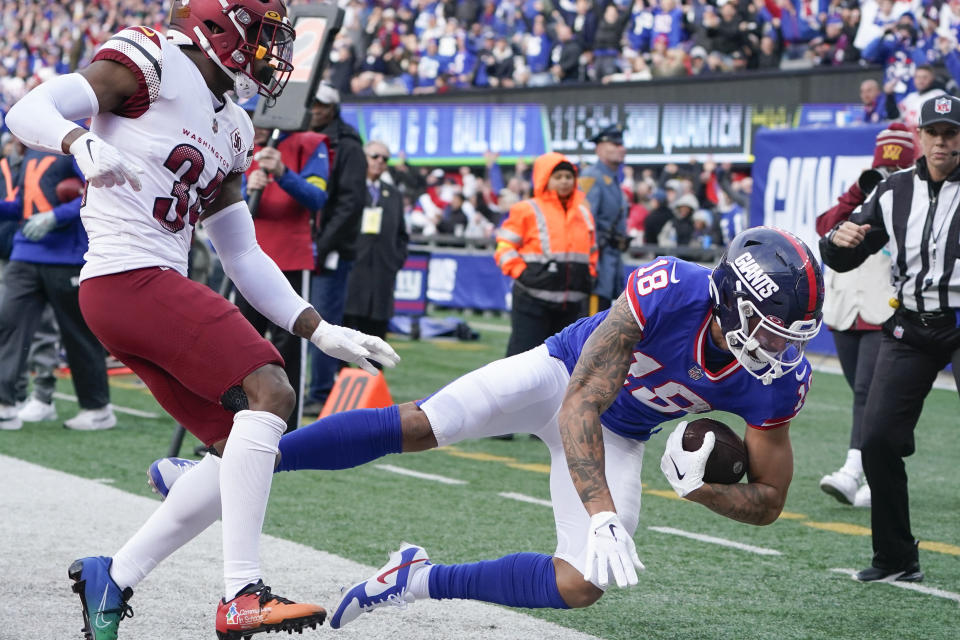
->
(232, 9, 294, 102)
(709, 276, 820, 385)
(169, 1, 295, 103)
(709, 226, 824, 385)
(726, 296, 819, 385)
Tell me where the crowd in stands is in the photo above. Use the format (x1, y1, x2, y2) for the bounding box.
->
(330, 0, 960, 96)
(4, 1, 960, 102)
(384, 149, 750, 253)
(2, 0, 958, 254)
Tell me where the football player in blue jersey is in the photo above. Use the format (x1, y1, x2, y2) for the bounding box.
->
(147, 226, 824, 626)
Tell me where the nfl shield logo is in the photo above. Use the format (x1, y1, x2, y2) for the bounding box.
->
(893, 324, 905, 339)
(688, 366, 703, 380)
(935, 97, 952, 114)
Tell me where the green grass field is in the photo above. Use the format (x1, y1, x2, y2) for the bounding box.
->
(1, 311, 957, 640)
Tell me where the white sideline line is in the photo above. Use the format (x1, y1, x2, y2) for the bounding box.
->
(830, 568, 960, 604)
(53, 391, 160, 418)
(499, 491, 553, 507)
(374, 464, 467, 485)
(0, 454, 601, 640)
(648, 526, 782, 556)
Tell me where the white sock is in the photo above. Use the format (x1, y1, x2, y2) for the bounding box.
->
(110, 454, 222, 590)
(841, 449, 862, 476)
(220, 409, 286, 600)
(407, 564, 432, 600)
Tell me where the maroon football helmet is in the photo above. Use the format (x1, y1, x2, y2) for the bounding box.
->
(168, 0, 295, 100)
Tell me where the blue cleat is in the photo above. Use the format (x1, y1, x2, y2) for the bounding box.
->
(146, 457, 198, 500)
(68, 556, 134, 640)
(330, 543, 431, 629)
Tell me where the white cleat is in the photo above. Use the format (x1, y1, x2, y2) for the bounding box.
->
(819, 469, 860, 505)
(853, 483, 871, 508)
(18, 397, 57, 422)
(64, 405, 117, 431)
(0, 404, 23, 431)
(329, 543, 431, 629)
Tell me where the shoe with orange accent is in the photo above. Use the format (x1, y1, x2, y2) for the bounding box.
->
(215, 581, 325, 640)
(329, 543, 431, 629)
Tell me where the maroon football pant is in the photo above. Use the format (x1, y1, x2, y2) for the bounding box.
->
(79, 267, 283, 445)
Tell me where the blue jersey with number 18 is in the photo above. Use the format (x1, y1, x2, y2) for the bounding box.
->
(544, 256, 812, 441)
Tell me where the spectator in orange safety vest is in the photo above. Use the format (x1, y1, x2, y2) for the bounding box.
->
(495, 152, 598, 359)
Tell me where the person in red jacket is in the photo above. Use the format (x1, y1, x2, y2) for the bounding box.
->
(815, 122, 915, 507)
(237, 96, 331, 431)
(495, 152, 598, 358)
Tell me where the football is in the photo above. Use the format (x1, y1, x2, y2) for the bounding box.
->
(682, 417, 748, 484)
(55, 177, 85, 203)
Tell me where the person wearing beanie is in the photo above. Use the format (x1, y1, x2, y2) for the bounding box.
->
(814, 122, 915, 509)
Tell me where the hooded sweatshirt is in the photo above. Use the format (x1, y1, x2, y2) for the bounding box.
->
(494, 152, 598, 308)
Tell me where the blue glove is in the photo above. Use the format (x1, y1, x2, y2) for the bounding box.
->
(22, 211, 57, 241)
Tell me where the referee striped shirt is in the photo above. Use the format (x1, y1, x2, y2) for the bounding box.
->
(820, 158, 960, 313)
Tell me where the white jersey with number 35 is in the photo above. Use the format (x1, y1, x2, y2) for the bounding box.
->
(79, 26, 254, 282)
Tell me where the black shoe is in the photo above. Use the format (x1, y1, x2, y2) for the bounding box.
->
(856, 563, 924, 583)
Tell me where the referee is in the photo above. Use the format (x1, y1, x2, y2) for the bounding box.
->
(820, 94, 960, 583)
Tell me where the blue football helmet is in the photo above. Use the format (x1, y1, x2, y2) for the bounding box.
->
(709, 226, 824, 385)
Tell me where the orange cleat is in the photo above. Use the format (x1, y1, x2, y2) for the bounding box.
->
(215, 581, 325, 640)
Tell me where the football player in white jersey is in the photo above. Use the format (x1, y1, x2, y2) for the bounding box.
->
(5, 1, 399, 639)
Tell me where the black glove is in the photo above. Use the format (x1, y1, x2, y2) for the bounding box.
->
(857, 167, 890, 194)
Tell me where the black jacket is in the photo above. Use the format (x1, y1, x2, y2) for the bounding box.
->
(315, 117, 367, 265)
(553, 40, 582, 81)
(820, 157, 960, 313)
(344, 180, 409, 321)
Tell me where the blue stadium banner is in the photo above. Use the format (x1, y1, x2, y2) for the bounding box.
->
(795, 103, 865, 128)
(751, 124, 886, 356)
(426, 252, 513, 311)
(750, 124, 884, 258)
(546, 103, 795, 164)
(341, 104, 548, 165)
(393, 252, 430, 315)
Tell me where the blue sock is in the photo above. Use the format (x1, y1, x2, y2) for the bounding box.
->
(276, 405, 403, 471)
(427, 553, 569, 609)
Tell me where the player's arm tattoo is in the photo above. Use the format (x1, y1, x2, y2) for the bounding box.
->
(558, 294, 643, 512)
(691, 482, 782, 525)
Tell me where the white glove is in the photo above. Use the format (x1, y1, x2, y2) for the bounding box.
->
(69, 131, 143, 191)
(22, 211, 57, 240)
(660, 421, 715, 498)
(583, 511, 644, 588)
(310, 320, 401, 375)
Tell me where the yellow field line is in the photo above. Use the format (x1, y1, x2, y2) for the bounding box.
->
(437, 445, 959, 557)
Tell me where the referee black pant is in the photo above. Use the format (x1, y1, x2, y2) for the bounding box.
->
(860, 312, 960, 569)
